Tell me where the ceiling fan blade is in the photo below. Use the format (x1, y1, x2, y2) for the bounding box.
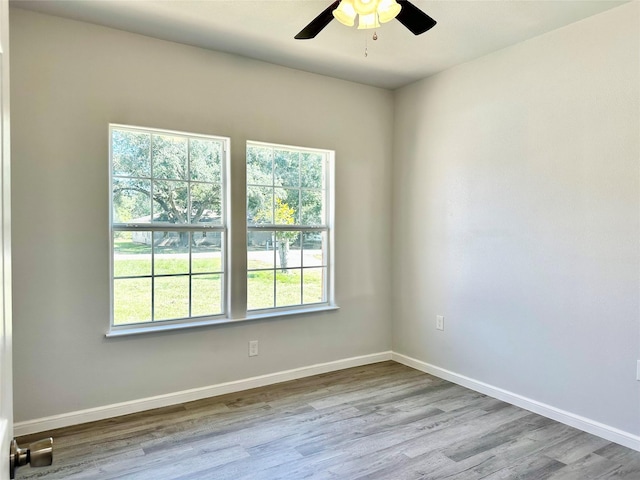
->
(396, 0, 437, 35)
(295, 1, 341, 39)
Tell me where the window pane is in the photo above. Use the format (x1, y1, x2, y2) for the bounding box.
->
(247, 145, 272, 186)
(152, 134, 188, 180)
(276, 231, 301, 269)
(154, 231, 189, 275)
(155, 276, 189, 320)
(191, 183, 222, 225)
(301, 153, 323, 188)
(112, 130, 150, 178)
(191, 274, 222, 317)
(190, 139, 221, 183)
(113, 231, 151, 277)
(112, 178, 152, 223)
(276, 269, 301, 307)
(113, 278, 151, 325)
(274, 150, 299, 187)
(248, 270, 274, 310)
(275, 190, 300, 225)
(247, 186, 273, 224)
(153, 180, 188, 223)
(301, 190, 323, 225)
(302, 232, 326, 267)
(248, 231, 275, 270)
(192, 233, 222, 274)
(246, 141, 331, 313)
(303, 268, 325, 304)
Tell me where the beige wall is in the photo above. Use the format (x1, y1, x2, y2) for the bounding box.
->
(9, 8, 394, 421)
(392, 2, 640, 435)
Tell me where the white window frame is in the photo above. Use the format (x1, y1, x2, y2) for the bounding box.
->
(246, 140, 336, 316)
(108, 124, 230, 335)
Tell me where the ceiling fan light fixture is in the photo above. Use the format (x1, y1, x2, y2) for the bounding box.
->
(295, 0, 436, 39)
(357, 12, 380, 29)
(353, 0, 378, 16)
(377, 0, 402, 23)
(332, 0, 357, 26)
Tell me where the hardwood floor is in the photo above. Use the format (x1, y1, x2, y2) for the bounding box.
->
(16, 361, 640, 479)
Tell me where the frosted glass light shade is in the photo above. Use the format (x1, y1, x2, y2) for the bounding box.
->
(333, 0, 357, 26)
(377, 0, 401, 23)
(353, 0, 378, 15)
(357, 12, 380, 29)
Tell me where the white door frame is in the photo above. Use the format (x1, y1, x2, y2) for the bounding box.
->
(0, 0, 12, 477)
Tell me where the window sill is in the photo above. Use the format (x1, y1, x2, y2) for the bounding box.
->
(240, 305, 340, 322)
(105, 305, 340, 338)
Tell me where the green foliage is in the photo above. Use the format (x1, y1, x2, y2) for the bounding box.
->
(246, 145, 324, 226)
(112, 130, 222, 226)
(246, 146, 273, 223)
(255, 198, 297, 236)
(255, 198, 299, 271)
(246, 144, 326, 271)
(112, 130, 150, 177)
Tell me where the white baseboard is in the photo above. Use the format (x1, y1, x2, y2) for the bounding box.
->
(14, 351, 393, 437)
(392, 352, 640, 452)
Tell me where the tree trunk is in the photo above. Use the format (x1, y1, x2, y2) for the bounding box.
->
(278, 240, 289, 273)
(179, 231, 189, 247)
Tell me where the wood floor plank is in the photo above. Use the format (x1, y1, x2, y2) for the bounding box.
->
(478, 455, 566, 480)
(543, 431, 612, 464)
(545, 453, 621, 480)
(594, 442, 640, 464)
(600, 458, 640, 480)
(15, 361, 640, 479)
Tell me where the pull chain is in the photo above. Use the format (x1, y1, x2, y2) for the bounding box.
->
(364, 31, 378, 57)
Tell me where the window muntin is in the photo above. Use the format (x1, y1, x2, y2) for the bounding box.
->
(246, 142, 332, 312)
(110, 125, 228, 328)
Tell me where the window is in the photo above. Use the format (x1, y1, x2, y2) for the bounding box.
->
(108, 128, 335, 336)
(110, 125, 228, 329)
(247, 141, 333, 312)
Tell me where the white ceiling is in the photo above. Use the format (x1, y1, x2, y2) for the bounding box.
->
(11, 0, 628, 89)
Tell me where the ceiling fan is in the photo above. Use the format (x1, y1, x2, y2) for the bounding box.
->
(295, 0, 437, 40)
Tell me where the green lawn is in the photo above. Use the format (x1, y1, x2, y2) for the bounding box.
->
(114, 256, 223, 277)
(114, 274, 223, 324)
(113, 237, 225, 324)
(247, 268, 324, 310)
(113, 242, 325, 325)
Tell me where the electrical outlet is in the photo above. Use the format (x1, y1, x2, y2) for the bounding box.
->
(249, 340, 259, 357)
(436, 315, 444, 331)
